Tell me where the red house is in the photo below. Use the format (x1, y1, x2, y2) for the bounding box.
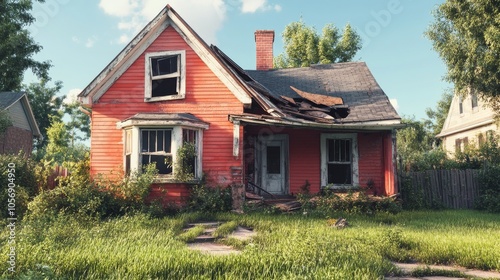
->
(78, 5, 402, 204)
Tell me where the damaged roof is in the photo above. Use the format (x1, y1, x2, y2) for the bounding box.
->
(246, 62, 401, 124)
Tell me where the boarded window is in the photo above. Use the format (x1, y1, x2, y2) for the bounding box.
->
(140, 129, 173, 174)
(327, 139, 352, 185)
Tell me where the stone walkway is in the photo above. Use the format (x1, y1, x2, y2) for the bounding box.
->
(386, 262, 500, 280)
(185, 222, 256, 256)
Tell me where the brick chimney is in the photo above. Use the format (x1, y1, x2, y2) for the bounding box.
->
(255, 30, 275, 70)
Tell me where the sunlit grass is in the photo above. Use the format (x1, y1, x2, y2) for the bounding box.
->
(1, 210, 499, 279)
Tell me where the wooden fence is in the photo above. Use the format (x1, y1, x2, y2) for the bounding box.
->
(46, 165, 70, 189)
(399, 169, 480, 209)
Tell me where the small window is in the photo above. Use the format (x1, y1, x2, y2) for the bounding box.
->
(471, 93, 478, 109)
(327, 139, 352, 185)
(140, 129, 172, 175)
(145, 51, 186, 101)
(321, 133, 358, 188)
(459, 96, 464, 114)
(125, 129, 132, 174)
(478, 133, 485, 147)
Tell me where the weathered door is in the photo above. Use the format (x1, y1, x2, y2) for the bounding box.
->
(260, 136, 287, 195)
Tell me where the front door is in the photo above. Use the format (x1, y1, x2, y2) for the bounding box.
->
(259, 136, 287, 195)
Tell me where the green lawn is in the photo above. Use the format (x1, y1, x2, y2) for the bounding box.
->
(1, 210, 499, 279)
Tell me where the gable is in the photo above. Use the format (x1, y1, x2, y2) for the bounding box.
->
(438, 93, 496, 138)
(7, 101, 32, 131)
(78, 5, 251, 107)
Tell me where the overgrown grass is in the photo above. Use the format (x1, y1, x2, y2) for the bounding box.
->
(1, 210, 499, 279)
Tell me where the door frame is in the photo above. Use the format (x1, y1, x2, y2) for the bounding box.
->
(254, 134, 289, 195)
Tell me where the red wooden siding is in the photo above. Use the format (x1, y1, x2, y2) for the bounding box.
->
(287, 128, 321, 194)
(90, 27, 244, 192)
(245, 126, 394, 196)
(357, 132, 385, 195)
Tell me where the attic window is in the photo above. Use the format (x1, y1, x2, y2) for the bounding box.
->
(145, 50, 186, 102)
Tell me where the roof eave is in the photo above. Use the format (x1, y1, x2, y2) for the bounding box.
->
(229, 114, 403, 131)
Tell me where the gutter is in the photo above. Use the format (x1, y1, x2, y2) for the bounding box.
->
(229, 114, 404, 131)
(436, 118, 495, 138)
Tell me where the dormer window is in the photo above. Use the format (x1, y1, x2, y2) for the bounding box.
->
(145, 50, 186, 102)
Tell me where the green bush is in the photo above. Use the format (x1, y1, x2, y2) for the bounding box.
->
(0, 153, 38, 220)
(186, 184, 232, 212)
(297, 190, 402, 216)
(27, 160, 159, 220)
(476, 165, 500, 213)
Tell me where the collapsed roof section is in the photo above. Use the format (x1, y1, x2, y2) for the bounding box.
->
(210, 45, 350, 124)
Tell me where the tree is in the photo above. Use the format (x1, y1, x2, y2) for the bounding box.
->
(43, 117, 88, 164)
(63, 99, 91, 145)
(424, 90, 453, 138)
(0, 0, 51, 91)
(426, 0, 500, 108)
(274, 20, 362, 68)
(23, 80, 64, 150)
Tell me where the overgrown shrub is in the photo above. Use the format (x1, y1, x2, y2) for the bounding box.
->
(297, 190, 402, 216)
(476, 165, 500, 213)
(27, 159, 159, 219)
(186, 184, 232, 212)
(0, 153, 38, 220)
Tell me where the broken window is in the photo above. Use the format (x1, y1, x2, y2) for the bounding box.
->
(140, 129, 173, 175)
(145, 51, 186, 101)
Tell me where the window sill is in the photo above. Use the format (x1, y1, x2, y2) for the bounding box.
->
(144, 94, 185, 102)
(322, 185, 360, 192)
(153, 176, 201, 185)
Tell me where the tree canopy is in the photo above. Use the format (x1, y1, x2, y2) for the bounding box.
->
(0, 0, 51, 91)
(425, 0, 500, 106)
(274, 20, 362, 68)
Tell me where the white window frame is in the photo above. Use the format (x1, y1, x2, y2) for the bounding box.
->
(124, 126, 203, 183)
(320, 133, 359, 188)
(145, 50, 186, 102)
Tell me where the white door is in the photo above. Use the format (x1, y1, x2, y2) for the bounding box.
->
(261, 138, 286, 195)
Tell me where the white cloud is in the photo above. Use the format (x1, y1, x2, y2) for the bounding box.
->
(118, 34, 130, 44)
(72, 36, 80, 44)
(98, 0, 139, 17)
(390, 98, 399, 111)
(241, 0, 281, 13)
(63, 89, 82, 105)
(98, 0, 227, 45)
(85, 36, 98, 48)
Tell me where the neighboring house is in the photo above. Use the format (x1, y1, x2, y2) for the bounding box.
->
(437, 90, 498, 156)
(78, 5, 402, 204)
(0, 92, 41, 156)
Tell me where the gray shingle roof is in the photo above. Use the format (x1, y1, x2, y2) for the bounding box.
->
(246, 62, 400, 123)
(0, 92, 24, 110)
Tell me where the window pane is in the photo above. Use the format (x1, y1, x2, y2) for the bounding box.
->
(328, 164, 352, 185)
(142, 155, 172, 175)
(267, 146, 281, 174)
(152, 78, 178, 97)
(328, 139, 351, 163)
(152, 55, 178, 76)
(141, 130, 148, 152)
(157, 131, 164, 151)
(125, 154, 131, 175)
(164, 130, 172, 153)
(149, 130, 156, 152)
(328, 139, 336, 162)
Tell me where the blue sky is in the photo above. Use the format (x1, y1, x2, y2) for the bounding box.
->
(25, 0, 449, 120)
